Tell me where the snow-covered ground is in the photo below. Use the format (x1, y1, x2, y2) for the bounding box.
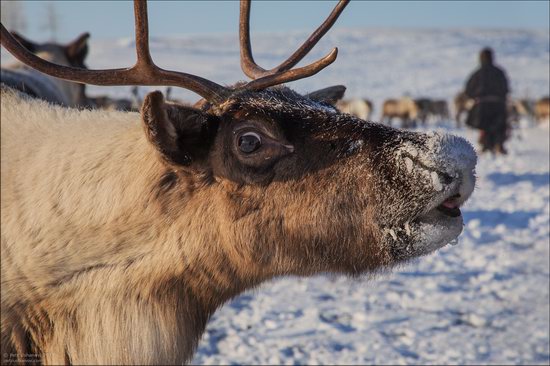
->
(2, 28, 549, 364)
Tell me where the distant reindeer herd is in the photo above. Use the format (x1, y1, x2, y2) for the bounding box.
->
(335, 94, 548, 129)
(238, 92, 549, 130)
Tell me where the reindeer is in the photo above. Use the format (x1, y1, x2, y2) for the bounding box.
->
(453, 91, 474, 128)
(380, 97, 419, 128)
(88, 87, 143, 112)
(87, 95, 136, 111)
(534, 96, 550, 124)
(0, 1, 477, 364)
(0, 32, 90, 108)
(430, 99, 451, 123)
(414, 98, 432, 126)
(336, 96, 373, 121)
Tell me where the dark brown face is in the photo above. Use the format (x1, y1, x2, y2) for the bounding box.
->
(142, 87, 477, 276)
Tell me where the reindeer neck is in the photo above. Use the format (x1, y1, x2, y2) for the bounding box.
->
(2, 91, 273, 363)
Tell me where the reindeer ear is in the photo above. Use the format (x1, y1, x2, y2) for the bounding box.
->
(65, 32, 90, 66)
(306, 85, 346, 105)
(11, 32, 37, 53)
(141, 91, 218, 169)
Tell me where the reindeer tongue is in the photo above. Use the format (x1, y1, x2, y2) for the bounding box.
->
(437, 194, 462, 217)
(441, 199, 459, 209)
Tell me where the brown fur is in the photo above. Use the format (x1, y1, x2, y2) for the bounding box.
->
(1, 81, 476, 365)
(534, 96, 550, 123)
(453, 91, 474, 128)
(336, 98, 373, 121)
(380, 97, 419, 128)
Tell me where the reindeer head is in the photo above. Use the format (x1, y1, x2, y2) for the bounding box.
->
(9, 32, 89, 69)
(7, 31, 90, 106)
(0, 1, 476, 277)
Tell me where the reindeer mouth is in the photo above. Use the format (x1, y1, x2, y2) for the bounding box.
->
(436, 193, 462, 217)
(386, 131, 477, 261)
(387, 188, 472, 261)
(415, 190, 467, 227)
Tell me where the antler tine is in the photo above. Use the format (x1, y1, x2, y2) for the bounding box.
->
(239, 0, 349, 80)
(238, 0, 348, 91)
(242, 48, 338, 91)
(133, 0, 154, 67)
(0, 0, 229, 103)
(239, 0, 264, 79)
(276, 0, 349, 72)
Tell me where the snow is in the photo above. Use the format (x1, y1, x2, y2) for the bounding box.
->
(405, 157, 414, 173)
(2, 28, 549, 364)
(430, 171, 442, 191)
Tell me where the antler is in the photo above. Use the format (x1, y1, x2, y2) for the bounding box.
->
(0, 1, 230, 103)
(0, 0, 348, 101)
(238, 0, 349, 91)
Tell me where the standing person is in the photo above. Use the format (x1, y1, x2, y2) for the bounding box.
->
(464, 47, 510, 154)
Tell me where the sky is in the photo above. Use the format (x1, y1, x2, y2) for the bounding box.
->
(5, 0, 550, 42)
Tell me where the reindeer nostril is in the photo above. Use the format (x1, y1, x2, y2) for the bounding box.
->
(440, 172, 454, 185)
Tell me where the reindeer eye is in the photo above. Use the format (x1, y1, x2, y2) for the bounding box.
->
(238, 132, 262, 153)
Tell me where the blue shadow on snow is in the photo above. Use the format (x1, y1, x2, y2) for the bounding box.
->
(463, 209, 538, 229)
(486, 172, 549, 188)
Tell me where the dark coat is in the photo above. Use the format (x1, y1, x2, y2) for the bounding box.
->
(1, 68, 68, 106)
(464, 61, 509, 131)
